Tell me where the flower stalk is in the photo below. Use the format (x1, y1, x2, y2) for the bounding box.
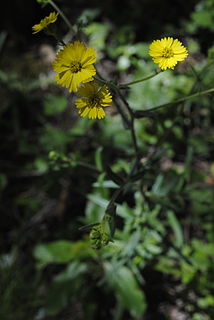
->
(48, 0, 76, 34)
(134, 87, 214, 118)
(119, 69, 162, 88)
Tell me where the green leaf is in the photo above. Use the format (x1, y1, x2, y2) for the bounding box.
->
(105, 204, 117, 238)
(94, 146, 103, 171)
(167, 211, 183, 247)
(152, 173, 181, 196)
(45, 261, 87, 315)
(33, 240, 95, 267)
(105, 264, 146, 317)
(87, 194, 109, 209)
(105, 164, 124, 186)
(93, 180, 118, 188)
(77, 8, 100, 26)
(79, 222, 100, 231)
(84, 22, 111, 50)
(122, 231, 141, 257)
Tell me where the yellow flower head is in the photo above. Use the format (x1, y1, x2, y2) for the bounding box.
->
(149, 37, 188, 70)
(32, 12, 59, 34)
(53, 41, 97, 92)
(75, 82, 112, 119)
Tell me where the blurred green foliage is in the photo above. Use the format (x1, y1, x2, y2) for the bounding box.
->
(0, 0, 214, 320)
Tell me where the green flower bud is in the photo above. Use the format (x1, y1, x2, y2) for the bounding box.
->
(90, 227, 101, 240)
(89, 224, 110, 250)
(101, 232, 110, 246)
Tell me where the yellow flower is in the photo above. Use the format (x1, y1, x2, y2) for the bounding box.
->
(53, 41, 96, 92)
(149, 37, 188, 70)
(32, 12, 59, 34)
(75, 82, 112, 119)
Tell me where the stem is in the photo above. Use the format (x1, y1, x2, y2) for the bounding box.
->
(94, 76, 131, 128)
(95, 77, 140, 159)
(134, 87, 214, 118)
(119, 69, 162, 88)
(48, 0, 75, 34)
(77, 161, 101, 174)
(114, 87, 140, 159)
(94, 76, 110, 86)
(114, 99, 131, 128)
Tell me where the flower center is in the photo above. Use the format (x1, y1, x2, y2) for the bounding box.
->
(70, 61, 82, 73)
(162, 48, 174, 58)
(88, 95, 101, 108)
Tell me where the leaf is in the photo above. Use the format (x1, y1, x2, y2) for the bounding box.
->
(33, 240, 95, 267)
(105, 164, 124, 186)
(87, 194, 109, 208)
(105, 264, 146, 317)
(93, 180, 118, 188)
(105, 203, 117, 238)
(152, 174, 164, 195)
(152, 173, 180, 196)
(78, 222, 100, 231)
(84, 22, 111, 50)
(122, 231, 141, 257)
(167, 211, 183, 247)
(54, 261, 87, 282)
(94, 146, 103, 171)
(77, 8, 100, 26)
(45, 261, 87, 315)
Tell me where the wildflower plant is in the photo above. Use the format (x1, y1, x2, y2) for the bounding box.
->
(33, 0, 214, 254)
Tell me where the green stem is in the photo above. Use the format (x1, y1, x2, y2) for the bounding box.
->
(114, 99, 131, 128)
(119, 69, 162, 88)
(134, 87, 214, 118)
(94, 76, 112, 87)
(114, 87, 140, 159)
(77, 161, 101, 174)
(48, 0, 75, 34)
(94, 77, 140, 159)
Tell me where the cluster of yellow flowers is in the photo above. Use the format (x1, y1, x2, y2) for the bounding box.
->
(32, 12, 188, 120)
(33, 12, 112, 119)
(52, 40, 112, 119)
